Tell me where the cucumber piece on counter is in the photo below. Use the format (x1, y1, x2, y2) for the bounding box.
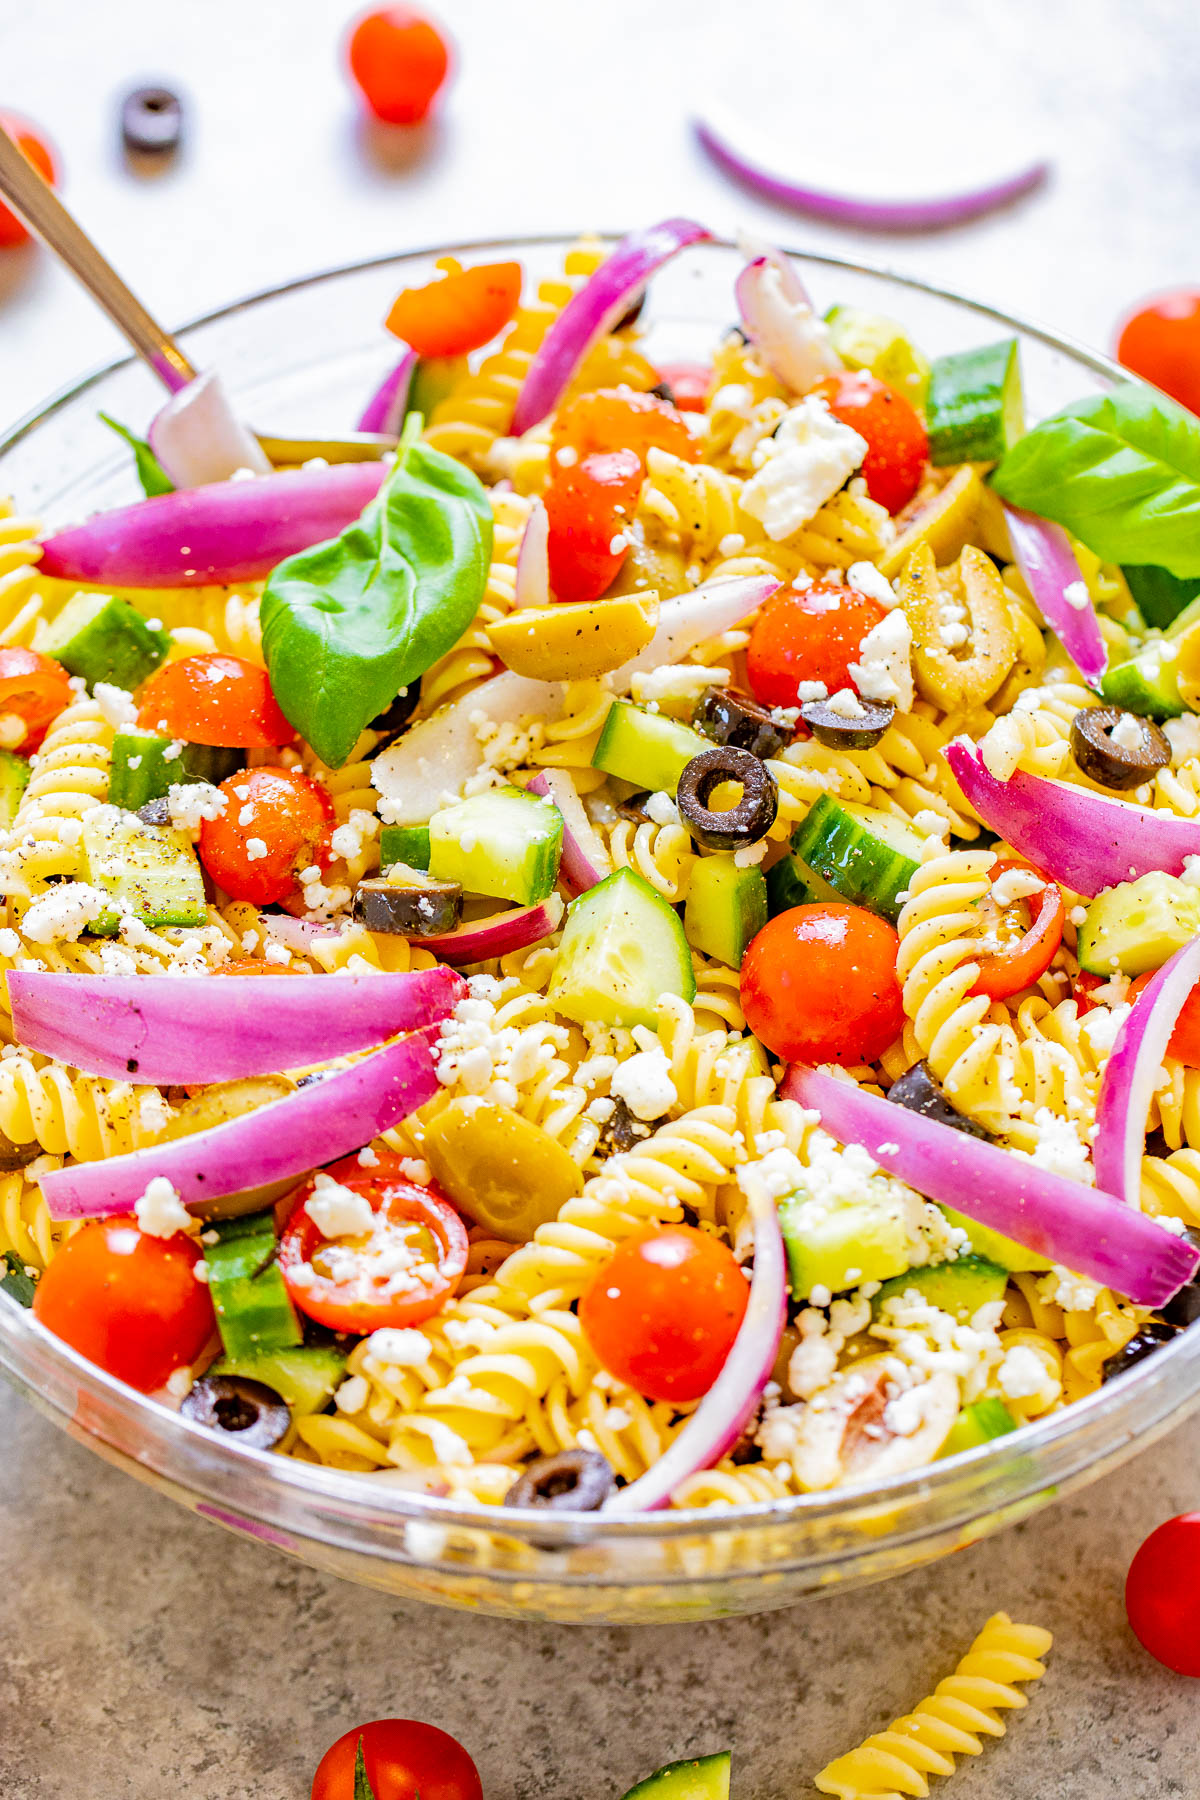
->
(1099, 643, 1185, 720)
(209, 1344, 346, 1415)
(683, 855, 767, 967)
(379, 823, 432, 872)
(203, 1209, 303, 1362)
(1076, 871, 1200, 976)
(548, 866, 695, 1031)
(108, 732, 241, 812)
(778, 1190, 914, 1301)
(591, 700, 710, 795)
(82, 804, 208, 933)
(939, 1205, 1053, 1273)
(621, 1757, 732, 1800)
(926, 338, 1023, 465)
(873, 1254, 1008, 1322)
(825, 304, 930, 409)
(0, 750, 30, 827)
(1123, 564, 1200, 632)
(38, 592, 170, 691)
(787, 793, 922, 922)
(938, 1397, 1018, 1460)
(428, 784, 562, 905)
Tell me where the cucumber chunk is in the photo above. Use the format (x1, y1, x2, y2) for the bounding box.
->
(873, 1254, 1008, 1322)
(203, 1209, 303, 1362)
(1123, 565, 1200, 632)
(1099, 644, 1185, 720)
(548, 866, 695, 1030)
(926, 338, 1023, 466)
(825, 304, 930, 409)
(428, 784, 562, 905)
(621, 1756, 731, 1800)
(766, 847, 839, 915)
(939, 1206, 1053, 1273)
(109, 732, 241, 812)
(38, 591, 170, 691)
(209, 1344, 346, 1415)
(592, 700, 711, 795)
(938, 1397, 1018, 1459)
(379, 823, 432, 872)
(81, 803, 208, 933)
(684, 855, 767, 967)
(787, 793, 922, 922)
(0, 750, 30, 827)
(778, 1190, 914, 1301)
(1076, 871, 1200, 977)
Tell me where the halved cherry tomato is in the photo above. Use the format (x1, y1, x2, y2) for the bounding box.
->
(1125, 1513, 1200, 1678)
(1073, 970, 1106, 1016)
(579, 1224, 749, 1404)
(386, 260, 521, 358)
(969, 860, 1065, 1001)
(0, 646, 73, 752)
(214, 959, 308, 975)
(746, 581, 887, 708)
(346, 8, 451, 125)
(545, 448, 642, 604)
(811, 370, 928, 514)
(312, 1720, 482, 1800)
(278, 1155, 468, 1333)
(199, 766, 334, 907)
(653, 361, 713, 413)
(550, 387, 700, 467)
(1117, 291, 1200, 415)
(0, 113, 58, 249)
(741, 902, 904, 1065)
(1128, 969, 1200, 1066)
(32, 1218, 214, 1392)
(137, 653, 294, 748)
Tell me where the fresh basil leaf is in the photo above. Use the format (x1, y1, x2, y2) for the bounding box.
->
(0, 1250, 36, 1307)
(992, 382, 1200, 578)
(354, 1738, 377, 1800)
(260, 417, 493, 768)
(98, 412, 175, 498)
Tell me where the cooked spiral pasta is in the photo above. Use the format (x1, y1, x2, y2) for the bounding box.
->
(0, 1156, 74, 1270)
(1, 692, 114, 888)
(0, 501, 47, 646)
(0, 1055, 171, 1161)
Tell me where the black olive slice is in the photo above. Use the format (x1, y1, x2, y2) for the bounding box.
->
(353, 876, 462, 937)
(800, 695, 896, 750)
(675, 746, 778, 849)
(648, 380, 676, 405)
(1069, 706, 1171, 790)
(181, 1375, 290, 1449)
(613, 289, 647, 331)
(135, 796, 172, 826)
(121, 86, 184, 155)
(694, 686, 789, 761)
(596, 1095, 656, 1157)
(1101, 1322, 1179, 1382)
(616, 788, 654, 823)
(1161, 1226, 1200, 1329)
(505, 1448, 616, 1512)
(887, 1060, 992, 1140)
(0, 1133, 45, 1172)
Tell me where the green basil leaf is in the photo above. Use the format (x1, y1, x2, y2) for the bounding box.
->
(992, 382, 1200, 578)
(1, 1249, 36, 1307)
(98, 412, 175, 498)
(260, 419, 493, 768)
(354, 1737, 378, 1800)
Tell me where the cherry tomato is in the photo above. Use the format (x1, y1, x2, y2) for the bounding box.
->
(137, 653, 294, 748)
(653, 361, 713, 413)
(0, 646, 73, 753)
(278, 1155, 468, 1333)
(386, 260, 521, 358)
(0, 113, 58, 249)
(545, 448, 642, 604)
(198, 766, 334, 907)
(32, 1218, 214, 1392)
(969, 860, 1065, 1001)
(1116, 291, 1200, 415)
(550, 387, 700, 468)
(746, 581, 887, 709)
(1125, 1513, 1200, 1677)
(741, 903, 904, 1065)
(811, 370, 928, 514)
(579, 1224, 749, 1404)
(1073, 971, 1105, 1016)
(1128, 970, 1200, 1066)
(346, 8, 451, 125)
(214, 959, 308, 975)
(312, 1720, 482, 1800)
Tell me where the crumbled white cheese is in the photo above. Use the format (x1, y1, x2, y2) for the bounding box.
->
(92, 682, 139, 729)
(1181, 854, 1200, 891)
(366, 1327, 432, 1367)
(977, 716, 1025, 783)
(1015, 1107, 1093, 1184)
(1063, 579, 1090, 611)
(825, 687, 867, 720)
(1109, 712, 1147, 752)
(911, 809, 950, 840)
(847, 561, 897, 608)
(739, 397, 867, 542)
(644, 790, 681, 827)
(306, 1173, 375, 1239)
(848, 609, 914, 711)
(998, 1344, 1051, 1400)
(1069, 904, 1088, 927)
(1165, 714, 1200, 767)
(0, 928, 20, 957)
(990, 867, 1045, 907)
(717, 533, 746, 557)
(262, 941, 291, 966)
(795, 680, 828, 704)
(134, 1175, 194, 1239)
(167, 781, 227, 833)
(21, 882, 111, 944)
(334, 1374, 370, 1415)
(244, 837, 269, 862)
(610, 1046, 678, 1121)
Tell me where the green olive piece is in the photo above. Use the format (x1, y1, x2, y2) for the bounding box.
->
(423, 1098, 584, 1241)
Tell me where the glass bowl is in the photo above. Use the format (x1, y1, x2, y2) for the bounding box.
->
(2, 236, 1198, 1625)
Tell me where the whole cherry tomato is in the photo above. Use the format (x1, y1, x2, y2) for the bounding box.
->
(198, 766, 334, 907)
(346, 8, 451, 125)
(0, 646, 73, 752)
(970, 860, 1065, 1001)
(741, 902, 904, 1064)
(386, 260, 521, 358)
(137, 653, 294, 748)
(811, 370, 928, 514)
(1125, 1513, 1200, 1677)
(545, 448, 643, 603)
(311, 1719, 482, 1800)
(652, 361, 713, 412)
(1128, 969, 1200, 1066)
(0, 113, 58, 248)
(1116, 291, 1200, 415)
(746, 581, 887, 709)
(550, 387, 700, 467)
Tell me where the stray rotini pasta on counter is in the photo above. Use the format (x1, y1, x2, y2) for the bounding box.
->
(2, 219, 1200, 1514)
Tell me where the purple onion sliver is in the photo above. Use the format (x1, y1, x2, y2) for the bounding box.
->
(1004, 505, 1107, 687)
(514, 497, 550, 608)
(526, 770, 610, 894)
(415, 894, 564, 965)
(148, 369, 271, 488)
(356, 350, 418, 435)
(1094, 939, 1200, 1205)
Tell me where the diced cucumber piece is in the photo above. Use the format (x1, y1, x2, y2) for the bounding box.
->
(939, 1206, 1052, 1273)
(684, 855, 767, 968)
(1099, 643, 1185, 720)
(591, 700, 710, 796)
(1076, 871, 1200, 977)
(81, 804, 208, 933)
(926, 338, 1023, 466)
(766, 847, 839, 916)
(0, 750, 30, 827)
(209, 1344, 346, 1415)
(548, 866, 695, 1030)
(825, 304, 930, 409)
(428, 784, 562, 905)
(621, 1756, 731, 1800)
(38, 591, 170, 691)
(203, 1209, 303, 1362)
(873, 1254, 1008, 1322)
(788, 793, 923, 922)
(380, 823, 431, 872)
(109, 732, 241, 812)
(778, 1190, 914, 1302)
(938, 1397, 1018, 1460)
(1123, 565, 1200, 632)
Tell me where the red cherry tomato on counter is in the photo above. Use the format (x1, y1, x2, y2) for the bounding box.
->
(811, 370, 928, 514)
(385, 259, 521, 357)
(551, 387, 700, 467)
(0, 113, 58, 248)
(653, 361, 713, 412)
(545, 447, 642, 603)
(32, 1218, 214, 1392)
(312, 1719, 482, 1800)
(346, 8, 451, 125)
(579, 1224, 749, 1404)
(746, 581, 887, 708)
(1125, 1513, 1200, 1677)
(1128, 969, 1200, 1066)
(278, 1154, 468, 1334)
(1116, 291, 1200, 415)
(741, 902, 904, 1065)
(969, 860, 1065, 1002)
(199, 766, 334, 907)
(137, 653, 294, 748)
(0, 646, 73, 752)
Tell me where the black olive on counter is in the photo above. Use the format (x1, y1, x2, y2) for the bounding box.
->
(121, 86, 184, 155)
(505, 1448, 616, 1512)
(1101, 1322, 1179, 1383)
(887, 1060, 992, 1140)
(353, 877, 462, 937)
(1069, 706, 1171, 791)
(135, 796, 172, 826)
(676, 745, 778, 849)
(694, 685, 789, 761)
(181, 1375, 290, 1449)
(800, 695, 896, 750)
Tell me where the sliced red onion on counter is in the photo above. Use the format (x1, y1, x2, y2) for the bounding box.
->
(356, 350, 417, 436)
(609, 574, 780, 688)
(510, 217, 712, 435)
(1004, 505, 1107, 687)
(784, 1065, 1199, 1306)
(514, 497, 550, 608)
(604, 1187, 786, 1511)
(695, 110, 1049, 230)
(8, 966, 464, 1084)
(1094, 938, 1200, 1206)
(41, 1024, 444, 1220)
(413, 894, 564, 964)
(147, 369, 272, 487)
(946, 740, 1200, 898)
(734, 256, 842, 395)
(371, 670, 564, 824)
(526, 770, 611, 893)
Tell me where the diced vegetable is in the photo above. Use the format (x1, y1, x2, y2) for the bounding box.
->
(202, 1208, 303, 1361)
(591, 700, 710, 795)
(939, 1206, 1053, 1273)
(428, 784, 563, 905)
(788, 793, 922, 923)
(379, 823, 431, 872)
(926, 338, 1023, 465)
(1076, 872, 1200, 977)
(38, 592, 170, 691)
(683, 855, 767, 967)
(778, 1188, 914, 1301)
(208, 1344, 347, 1416)
(548, 867, 695, 1030)
(619, 1756, 732, 1800)
(488, 594, 657, 680)
(0, 750, 30, 826)
(824, 304, 930, 408)
(108, 733, 240, 811)
(938, 1397, 1018, 1459)
(872, 1254, 1008, 1322)
(81, 805, 207, 933)
(1099, 644, 1186, 720)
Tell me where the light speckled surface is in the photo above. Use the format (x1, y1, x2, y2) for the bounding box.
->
(2, 0, 1200, 1793)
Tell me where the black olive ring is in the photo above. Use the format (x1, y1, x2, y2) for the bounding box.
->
(181, 1375, 291, 1450)
(676, 746, 778, 849)
(1069, 705, 1171, 791)
(694, 685, 790, 761)
(505, 1448, 616, 1511)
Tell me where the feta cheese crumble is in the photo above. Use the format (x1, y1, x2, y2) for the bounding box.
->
(739, 397, 867, 542)
(848, 608, 914, 711)
(134, 1175, 194, 1239)
(306, 1173, 376, 1239)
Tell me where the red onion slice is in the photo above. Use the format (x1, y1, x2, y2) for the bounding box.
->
(609, 574, 779, 689)
(148, 369, 272, 488)
(1094, 938, 1200, 1205)
(784, 1065, 1199, 1306)
(1004, 505, 1107, 687)
(734, 256, 842, 395)
(526, 770, 611, 893)
(8, 966, 464, 1084)
(510, 218, 712, 435)
(514, 497, 550, 608)
(356, 351, 417, 436)
(371, 671, 564, 825)
(946, 740, 1200, 898)
(414, 894, 564, 964)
